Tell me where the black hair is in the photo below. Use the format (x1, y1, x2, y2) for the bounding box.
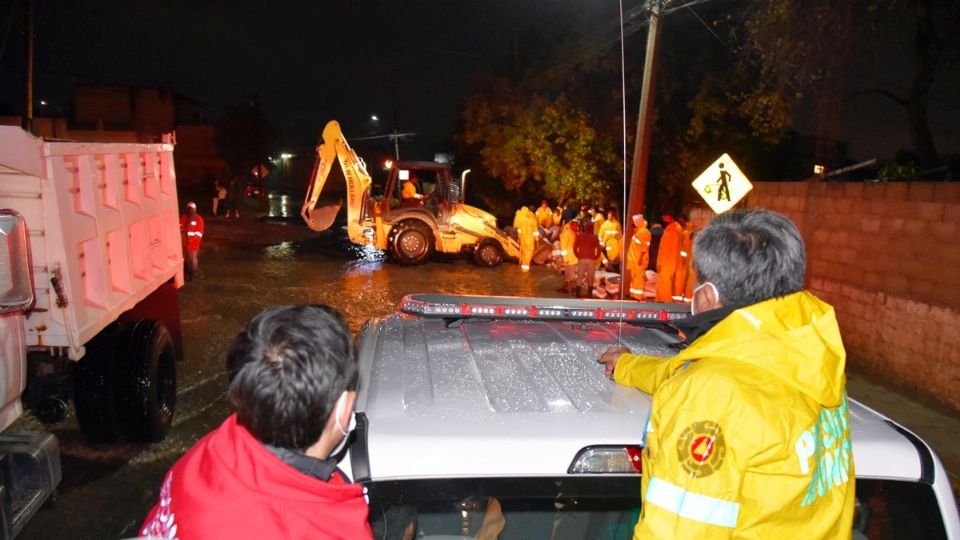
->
(694, 209, 806, 306)
(226, 304, 358, 450)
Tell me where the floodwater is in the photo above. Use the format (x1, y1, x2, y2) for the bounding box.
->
(17, 212, 570, 539)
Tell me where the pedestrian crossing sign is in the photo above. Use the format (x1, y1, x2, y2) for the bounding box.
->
(691, 154, 752, 214)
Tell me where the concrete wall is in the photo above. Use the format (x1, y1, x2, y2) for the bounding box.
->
(746, 181, 960, 411)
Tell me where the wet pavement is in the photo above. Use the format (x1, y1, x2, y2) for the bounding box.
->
(14, 210, 960, 538)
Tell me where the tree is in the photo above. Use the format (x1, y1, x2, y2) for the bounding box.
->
(215, 96, 277, 175)
(460, 78, 620, 206)
(738, 0, 960, 168)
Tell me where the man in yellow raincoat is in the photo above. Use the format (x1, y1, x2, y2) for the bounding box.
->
(625, 214, 651, 300)
(558, 220, 580, 294)
(535, 200, 554, 229)
(598, 209, 854, 539)
(598, 210, 623, 270)
(512, 206, 539, 272)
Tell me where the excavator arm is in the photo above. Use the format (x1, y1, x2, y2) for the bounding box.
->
(301, 120, 373, 244)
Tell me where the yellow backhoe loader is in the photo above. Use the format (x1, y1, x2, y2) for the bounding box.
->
(301, 120, 551, 266)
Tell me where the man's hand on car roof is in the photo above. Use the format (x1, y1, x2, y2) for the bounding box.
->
(598, 346, 631, 379)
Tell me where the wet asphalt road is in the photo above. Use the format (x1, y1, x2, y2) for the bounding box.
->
(17, 214, 568, 539)
(15, 210, 960, 538)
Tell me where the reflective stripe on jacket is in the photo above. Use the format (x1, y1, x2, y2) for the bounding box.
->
(180, 214, 205, 251)
(614, 291, 855, 539)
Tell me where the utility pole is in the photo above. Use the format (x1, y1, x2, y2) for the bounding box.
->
(23, 0, 34, 133)
(622, 0, 664, 294)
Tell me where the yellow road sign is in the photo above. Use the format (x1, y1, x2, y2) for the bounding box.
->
(691, 154, 752, 214)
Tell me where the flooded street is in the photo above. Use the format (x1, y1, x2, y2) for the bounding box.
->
(18, 215, 567, 539)
(16, 211, 960, 538)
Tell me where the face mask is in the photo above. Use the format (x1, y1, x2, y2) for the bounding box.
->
(691, 282, 718, 316)
(330, 392, 358, 457)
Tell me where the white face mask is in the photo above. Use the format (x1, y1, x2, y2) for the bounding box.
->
(691, 282, 719, 316)
(330, 392, 357, 457)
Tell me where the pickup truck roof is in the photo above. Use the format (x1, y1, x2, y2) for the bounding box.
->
(350, 294, 960, 537)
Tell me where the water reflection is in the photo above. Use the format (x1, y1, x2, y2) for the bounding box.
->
(267, 191, 295, 219)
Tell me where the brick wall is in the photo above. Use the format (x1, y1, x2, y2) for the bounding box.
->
(746, 181, 960, 411)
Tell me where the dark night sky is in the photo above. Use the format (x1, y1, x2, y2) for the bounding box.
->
(1, 0, 958, 165)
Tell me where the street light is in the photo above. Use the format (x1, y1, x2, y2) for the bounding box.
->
(371, 114, 380, 122)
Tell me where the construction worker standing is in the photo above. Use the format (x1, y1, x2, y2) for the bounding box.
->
(180, 202, 205, 281)
(674, 222, 694, 301)
(513, 206, 539, 272)
(655, 214, 682, 302)
(625, 214, 651, 300)
(598, 210, 623, 270)
(558, 220, 580, 294)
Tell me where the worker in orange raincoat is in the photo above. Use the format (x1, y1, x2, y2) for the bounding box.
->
(625, 214, 651, 300)
(599, 210, 854, 539)
(655, 214, 682, 302)
(513, 206, 539, 272)
(674, 222, 694, 300)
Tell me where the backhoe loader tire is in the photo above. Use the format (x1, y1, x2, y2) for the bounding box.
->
(532, 243, 554, 266)
(473, 239, 504, 267)
(389, 220, 435, 266)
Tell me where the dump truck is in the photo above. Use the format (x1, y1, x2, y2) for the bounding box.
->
(0, 127, 183, 538)
(301, 120, 552, 266)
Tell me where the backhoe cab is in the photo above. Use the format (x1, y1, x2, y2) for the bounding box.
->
(302, 120, 548, 267)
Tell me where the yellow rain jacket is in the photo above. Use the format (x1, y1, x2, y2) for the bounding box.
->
(535, 205, 554, 228)
(513, 207, 539, 271)
(559, 223, 579, 266)
(598, 218, 623, 264)
(614, 291, 854, 539)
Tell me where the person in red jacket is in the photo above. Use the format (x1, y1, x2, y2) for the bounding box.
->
(573, 221, 603, 298)
(180, 201, 204, 281)
(140, 304, 373, 540)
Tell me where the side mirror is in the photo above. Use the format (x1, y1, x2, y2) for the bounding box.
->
(0, 210, 34, 313)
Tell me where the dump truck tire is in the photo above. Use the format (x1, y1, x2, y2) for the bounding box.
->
(72, 324, 124, 443)
(389, 220, 435, 265)
(115, 320, 177, 443)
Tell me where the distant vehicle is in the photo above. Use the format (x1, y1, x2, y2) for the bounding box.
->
(344, 294, 960, 539)
(246, 182, 262, 198)
(301, 120, 552, 266)
(0, 127, 183, 538)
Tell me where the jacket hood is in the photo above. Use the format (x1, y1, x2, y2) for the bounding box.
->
(672, 291, 847, 407)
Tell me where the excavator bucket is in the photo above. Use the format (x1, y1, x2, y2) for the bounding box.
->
(304, 201, 342, 232)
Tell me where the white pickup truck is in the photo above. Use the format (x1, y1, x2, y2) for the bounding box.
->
(346, 294, 960, 539)
(0, 127, 183, 538)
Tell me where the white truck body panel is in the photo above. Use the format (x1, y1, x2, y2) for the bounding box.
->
(0, 126, 183, 360)
(0, 313, 25, 432)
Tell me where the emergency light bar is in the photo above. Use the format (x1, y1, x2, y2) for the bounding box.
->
(399, 294, 690, 323)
